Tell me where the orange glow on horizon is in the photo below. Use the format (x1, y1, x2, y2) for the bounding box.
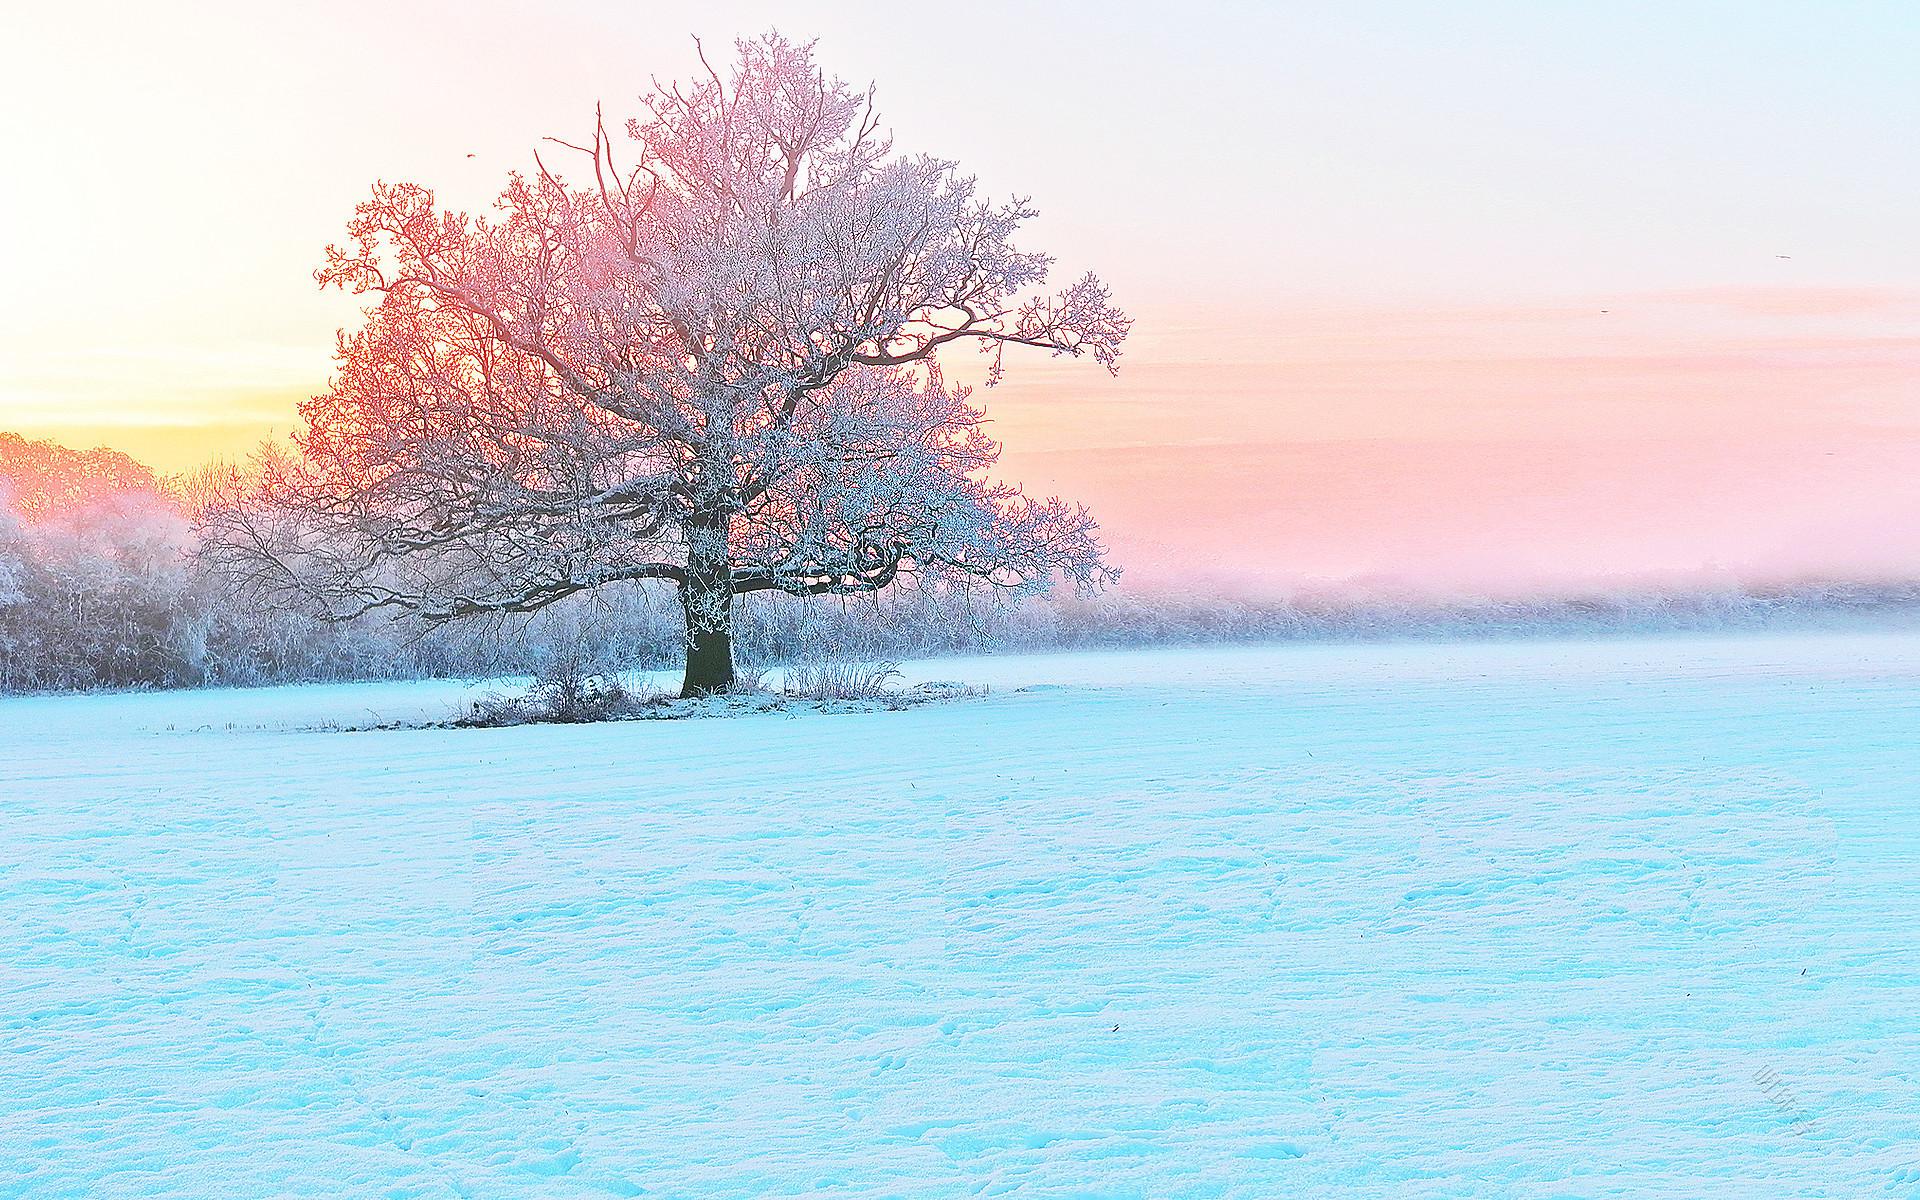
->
(15, 289, 1919, 598)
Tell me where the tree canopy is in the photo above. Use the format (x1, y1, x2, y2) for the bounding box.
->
(206, 33, 1130, 695)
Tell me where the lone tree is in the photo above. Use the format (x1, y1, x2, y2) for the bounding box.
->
(206, 33, 1129, 696)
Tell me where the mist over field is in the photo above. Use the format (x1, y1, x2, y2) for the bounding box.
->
(7, 429, 1920, 696)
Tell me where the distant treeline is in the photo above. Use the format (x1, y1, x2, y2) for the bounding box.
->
(4, 431, 1919, 694)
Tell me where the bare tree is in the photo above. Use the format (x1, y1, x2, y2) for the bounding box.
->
(203, 32, 1129, 696)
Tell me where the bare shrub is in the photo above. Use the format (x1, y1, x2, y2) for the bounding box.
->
(459, 669, 656, 728)
(458, 612, 658, 726)
(781, 656, 903, 701)
(528, 667, 641, 724)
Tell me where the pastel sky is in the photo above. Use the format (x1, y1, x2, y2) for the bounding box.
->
(5, 1, 1918, 595)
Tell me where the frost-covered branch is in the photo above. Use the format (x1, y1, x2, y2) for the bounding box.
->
(204, 31, 1128, 695)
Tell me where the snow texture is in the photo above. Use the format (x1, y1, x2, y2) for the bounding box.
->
(4, 633, 1919, 1197)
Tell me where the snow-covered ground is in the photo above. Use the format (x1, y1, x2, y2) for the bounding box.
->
(5, 633, 1920, 1198)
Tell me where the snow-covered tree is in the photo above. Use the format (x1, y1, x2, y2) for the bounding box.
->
(204, 33, 1129, 695)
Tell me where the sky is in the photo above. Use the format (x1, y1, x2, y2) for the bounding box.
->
(4, 1, 1918, 596)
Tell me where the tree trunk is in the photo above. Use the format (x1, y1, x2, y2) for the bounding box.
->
(679, 514, 736, 697)
(680, 588, 735, 697)
(681, 608, 734, 697)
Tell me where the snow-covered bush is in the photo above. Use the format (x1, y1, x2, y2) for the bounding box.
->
(0, 491, 197, 691)
(781, 656, 903, 701)
(460, 670, 653, 727)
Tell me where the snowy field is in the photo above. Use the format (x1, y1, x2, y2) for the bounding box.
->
(5, 632, 1920, 1198)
